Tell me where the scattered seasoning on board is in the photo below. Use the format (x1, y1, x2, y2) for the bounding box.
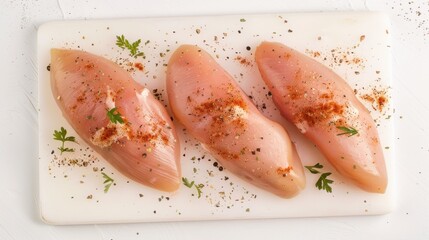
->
(134, 62, 144, 71)
(234, 56, 252, 67)
(115, 58, 143, 73)
(50, 154, 99, 168)
(305, 36, 366, 69)
(360, 87, 389, 112)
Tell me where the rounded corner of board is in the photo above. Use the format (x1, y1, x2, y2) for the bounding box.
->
(39, 205, 61, 225)
(376, 197, 397, 215)
(37, 21, 64, 44)
(37, 22, 54, 36)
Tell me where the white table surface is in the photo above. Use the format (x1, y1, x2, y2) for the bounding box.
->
(1, 0, 428, 239)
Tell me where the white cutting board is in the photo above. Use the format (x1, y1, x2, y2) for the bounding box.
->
(38, 12, 395, 225)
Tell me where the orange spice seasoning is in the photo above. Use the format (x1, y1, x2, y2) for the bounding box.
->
(234, 56, 252, 67)
(276, 166, 293, 176)
(134, 62, 144, 71)
(360, 88, 388, 112)
(296, 101, 344, 126)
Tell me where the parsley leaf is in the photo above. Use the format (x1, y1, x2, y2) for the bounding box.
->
(115, 34, 127, 49)
(195, 183, 204, 198)
(107, 107, 124, 124)
(305, 163, 323, 174)
(182, 177, 194, 188)
(305, 162, 334, 193)
(315, 172, 334, 193)
(182, 177, 204, 198)
(102, 172, 115, 193)
(53, 127, 77, 155)
(336, 126, 358, 137)
(116, 35, 145, 58)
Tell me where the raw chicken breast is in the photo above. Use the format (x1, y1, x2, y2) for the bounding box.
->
(255, 42, 387, 193)
(50, 49, 181, 192)
(166, 45, 305, 198)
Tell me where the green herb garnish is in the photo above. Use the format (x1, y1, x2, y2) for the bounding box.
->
(305, 163, 323, 174)
(240, 18, 246, 22)
(102, 172, 114, 193)
(182, 177, 204, 198)
(315, 172, 334, 193)
(182, 177, 194, 188)
(107, 107, 124, 124)
(195, 183, 204, 198)
(305, 163, 334, 193)
(116, 35, 145, 58)
(336, 126, 358, 137)
(53, 127, 77, 155)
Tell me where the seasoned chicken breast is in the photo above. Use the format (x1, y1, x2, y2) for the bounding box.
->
(50, 49, 181, 192)
(167, 45, 305, 198)
(255, 42, 387, 193)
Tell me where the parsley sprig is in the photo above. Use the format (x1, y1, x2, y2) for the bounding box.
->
(107, 107, 124, 124)
(53, 127, 77, 155)
(116, 35, 145, 58)
(102, 172, 115, 193)
(336, 126, 358, 137)
(316, 172, 334, 193)
(182, 177, 204, 198)
(304, 163, 323, 174)
(182, 177, 194, 188)
(305, 163, 334, 193)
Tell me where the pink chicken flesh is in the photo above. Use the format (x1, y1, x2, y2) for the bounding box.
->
(255, 42, 387, 193)
(50, 49, 181, 192)
(166, 45, 305, 198)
